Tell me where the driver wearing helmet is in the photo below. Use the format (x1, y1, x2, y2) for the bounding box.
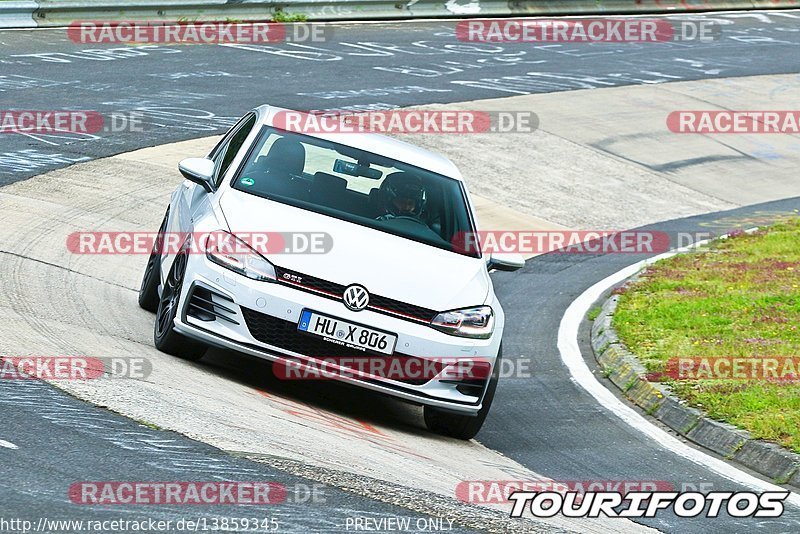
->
(376, 172, 427, 222)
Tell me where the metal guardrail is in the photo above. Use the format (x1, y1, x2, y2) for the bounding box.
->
(0, 1, 37, 28)
(1, 0, 798, 28)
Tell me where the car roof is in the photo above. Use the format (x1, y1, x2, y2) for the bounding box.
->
(255, 105, 464, 181)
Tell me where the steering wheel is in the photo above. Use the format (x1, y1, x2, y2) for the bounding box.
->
(391, 215, 428, 226)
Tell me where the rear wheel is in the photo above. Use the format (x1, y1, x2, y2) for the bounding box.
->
(424, 346, 501, 440)
(154, 250, 207, 361)
(138, 210, 168, 312)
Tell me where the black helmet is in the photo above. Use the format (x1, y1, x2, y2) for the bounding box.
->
(382, 172, 427, 217)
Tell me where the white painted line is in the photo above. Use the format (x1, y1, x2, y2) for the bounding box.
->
(0, 439, 18, 450)
(557, 231, 800, 508)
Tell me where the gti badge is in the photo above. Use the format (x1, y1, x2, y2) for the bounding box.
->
(343, 284, 369, 311)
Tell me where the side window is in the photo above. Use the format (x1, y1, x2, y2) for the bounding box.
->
(209, 113, 251, 160)
(213, 114, 257, 187)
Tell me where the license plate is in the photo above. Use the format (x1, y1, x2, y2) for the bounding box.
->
(297, 310, 397, 355)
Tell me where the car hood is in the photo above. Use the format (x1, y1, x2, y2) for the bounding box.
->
(218, 190, 490, 312)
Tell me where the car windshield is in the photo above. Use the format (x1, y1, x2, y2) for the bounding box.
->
(232, 126, 478, 257)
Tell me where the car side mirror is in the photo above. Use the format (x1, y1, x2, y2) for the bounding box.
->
(178, 158, 216, 193)
(486, 252, 525, 272)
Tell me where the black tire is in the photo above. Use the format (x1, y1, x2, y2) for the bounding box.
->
(153, 250, 207, 361)
(424, 346, 501, 440)
(138, 211, 168, 312)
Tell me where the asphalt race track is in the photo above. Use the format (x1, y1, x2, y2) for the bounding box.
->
(2, 12, 800, 184)
(0, 380, 487, 533)
(1, 10, 800, 534)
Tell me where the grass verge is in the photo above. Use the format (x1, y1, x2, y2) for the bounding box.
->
(613, 218, 800, 452)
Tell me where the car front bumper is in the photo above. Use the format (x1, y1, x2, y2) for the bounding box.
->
(173, 255, 503, 414)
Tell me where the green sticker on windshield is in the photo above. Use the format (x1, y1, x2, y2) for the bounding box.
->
(240, 177, 255, 187)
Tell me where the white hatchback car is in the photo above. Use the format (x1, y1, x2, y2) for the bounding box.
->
(139, 106, 524, 439)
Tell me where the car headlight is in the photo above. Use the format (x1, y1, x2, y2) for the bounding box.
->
(205, 231, 276, 282)
(430, 306, 494, 339)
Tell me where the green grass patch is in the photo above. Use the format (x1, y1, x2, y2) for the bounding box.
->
(271, 10, 308, 22)
(613, 219, 800, 452)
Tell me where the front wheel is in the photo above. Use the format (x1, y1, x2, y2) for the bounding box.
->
(424, 346, 501, 440)
(154, 251, 207, 361)
(138, 210, 168, 312)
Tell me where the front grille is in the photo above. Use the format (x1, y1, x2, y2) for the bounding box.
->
(368, 294, 436, 321)
(241, 307, 442, 385)
(275, 267, 343, 298)
(274, 266, 439, 323)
